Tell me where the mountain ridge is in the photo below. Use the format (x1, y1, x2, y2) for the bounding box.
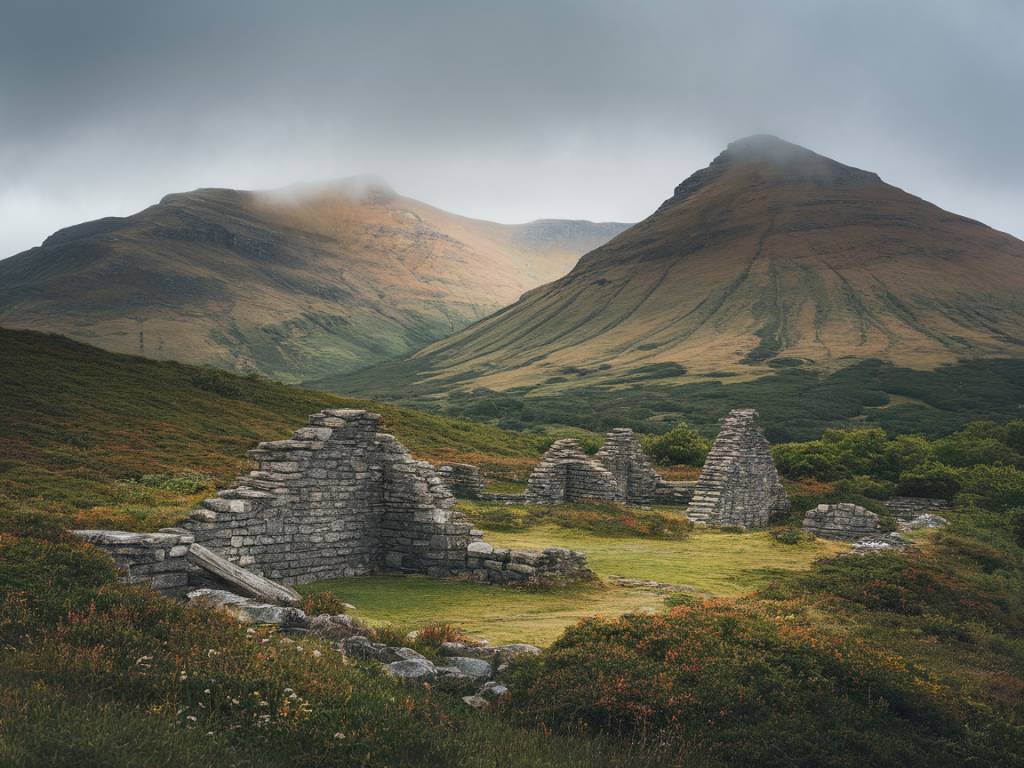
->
(0, 181, 629, 381)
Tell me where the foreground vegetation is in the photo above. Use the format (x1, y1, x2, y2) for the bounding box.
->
(3, 329, 1024, 765)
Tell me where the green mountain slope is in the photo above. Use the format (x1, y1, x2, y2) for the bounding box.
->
(326, 137, 1024, 437)
(0, 181, 628, 382)
(0, 328, 542, 530)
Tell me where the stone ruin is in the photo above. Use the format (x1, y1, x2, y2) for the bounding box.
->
(687, 409, 789, 528)
(79, 409, 593, 595)
(524, 428, 693, 506)
(438, 462, 485, 499)
(802, 503, 881, 541)
(524, 438, 620, 504)
(595, 428, 663, 504)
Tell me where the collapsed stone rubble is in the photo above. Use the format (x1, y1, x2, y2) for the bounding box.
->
(524, 438, 620, 504)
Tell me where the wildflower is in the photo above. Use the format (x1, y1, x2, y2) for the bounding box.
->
(204, 688, 211, 695)
(312, 649, 322, 658)
(333, 732, 346, 740)
(135, 655, 153, 667)
(186, 715, 197, 722)
(231, 698, 240, 705)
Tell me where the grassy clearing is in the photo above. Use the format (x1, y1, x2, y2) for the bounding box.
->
(299, 577, 664, 646)
(459, 501, 694, 539)
(305, 527, 843, 645)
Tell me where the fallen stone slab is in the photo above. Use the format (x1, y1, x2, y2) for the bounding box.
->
(898, 513, 949, 530)
(385, 658, 438, 681)
(446, 656, 493, 682)
(187, 543, 300, 605)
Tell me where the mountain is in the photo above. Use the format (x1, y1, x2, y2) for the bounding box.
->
(0, 179, 628, 381)
(329, 136, 1024, 435)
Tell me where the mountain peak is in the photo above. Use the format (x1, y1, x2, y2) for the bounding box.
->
(662, 136, 880, 211)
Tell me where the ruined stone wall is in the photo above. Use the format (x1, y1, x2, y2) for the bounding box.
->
(802, 503, 881, 541)
(594, 428, 662, 504)
(687, 409, 789, 528)
(883, 497, 953, 520)
(181, 410, 480, 584)
(176, 409, 593, 587)
(438, 463, 485, 499)
(524, 439, 620, 504)
(653, 480, 695, 506)
(73, 530, 195, 597)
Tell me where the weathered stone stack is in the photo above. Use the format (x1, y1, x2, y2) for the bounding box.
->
(594, 428, 663, 504)
(524, 439, 620, 504)
(438, 463, 485, 499)
(686, 409, 789, 528)
(176, 409, 593, 586)
(802, 503, 881, 541)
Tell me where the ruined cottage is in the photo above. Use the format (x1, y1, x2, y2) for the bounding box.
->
(174, 409, 591, 586)
(686, 409, 789, 528)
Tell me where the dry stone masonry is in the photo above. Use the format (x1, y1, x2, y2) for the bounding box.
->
(594, 428, 663, 504)
(525, 429, 689, 506)
(883, 497, 953, 520)
(176, 409, 590, 586)
(73, 530, 195, 598)
(687, 409, 789, 528)
(438, 463, 485, 499)
(802, 503, 881, 541)
(524, 438, 620, 504)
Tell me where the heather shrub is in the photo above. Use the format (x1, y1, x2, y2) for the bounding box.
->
(504, 602, 989, 767)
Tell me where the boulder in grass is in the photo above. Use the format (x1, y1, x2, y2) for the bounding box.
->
(187, 588, 307, 626)
(446, 656, 493, 682)
(385, 659, 437, 681)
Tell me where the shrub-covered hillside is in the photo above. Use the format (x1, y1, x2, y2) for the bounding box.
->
(0, 328, 544, 531)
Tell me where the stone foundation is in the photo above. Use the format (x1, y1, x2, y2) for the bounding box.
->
(802, 503, 881, 541)
(687, 409, 789, 528)
(438, 463, 485, 499)
(653, 479, 695, 506)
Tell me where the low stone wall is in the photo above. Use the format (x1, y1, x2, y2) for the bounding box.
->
(653, 480, 695, 506)
(438, 463, 485, 499)
(73, 530, 194, 597)
(884, 497, 953, 520)
(524, 439, 620, 504)
(802, 503, 880, 541)
(466, 542, 592, 584)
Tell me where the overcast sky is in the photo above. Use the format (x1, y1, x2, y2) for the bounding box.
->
(1, 0, 1022, 257)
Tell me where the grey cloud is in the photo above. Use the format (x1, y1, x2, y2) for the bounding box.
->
(1, 0, 1021, 256)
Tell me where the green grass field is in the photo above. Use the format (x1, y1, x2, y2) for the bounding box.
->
(302, 526, 844, 645)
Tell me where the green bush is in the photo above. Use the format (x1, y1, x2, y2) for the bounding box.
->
(836, 475, 896, 500)
(958, 464, 1024, 512)
(643, 421, 709, 466)
(898, 462, 962, 500)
